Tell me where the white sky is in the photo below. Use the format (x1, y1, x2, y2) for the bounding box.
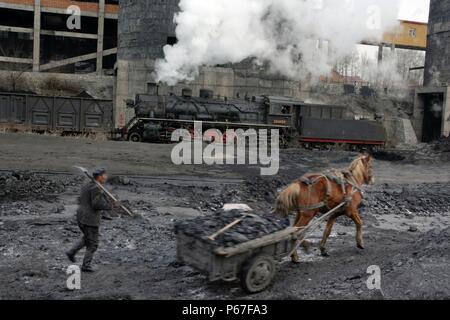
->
(399, 0, 430, 22)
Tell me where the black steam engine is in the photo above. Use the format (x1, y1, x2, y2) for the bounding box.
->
(123, 88, 386, 149)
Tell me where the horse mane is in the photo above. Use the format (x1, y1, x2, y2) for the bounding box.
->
(348, 157, 363, 171)
(275, 182, 301, 217)
(348, 156, 367, 182)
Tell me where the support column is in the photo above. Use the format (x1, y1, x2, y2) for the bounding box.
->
(443, 87, 450, 137)
(96, 0, 105, 75)
(33, 0, 41, 72)
(377, 44, 383, 64)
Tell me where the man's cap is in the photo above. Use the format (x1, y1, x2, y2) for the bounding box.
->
(93, 168, 107, 178)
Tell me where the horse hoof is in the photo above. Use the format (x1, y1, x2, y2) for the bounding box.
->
(357, 244, 365, 250)
(291, 256, 301, 264)
(320, 250, 330, 257)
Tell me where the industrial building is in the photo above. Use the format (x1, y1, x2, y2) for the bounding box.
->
(0, 0, 118, 73)
(0, 0, 447, 142)
(414, 0, 450, 141)
(0, 0, 118, 103)
(114, 1, 429, 129)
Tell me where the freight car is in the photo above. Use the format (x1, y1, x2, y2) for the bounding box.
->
(123, 89, 386, 150)
(0, 92, 113, 133)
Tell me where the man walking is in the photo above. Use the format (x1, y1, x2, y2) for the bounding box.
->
(66, 169, 113, 272)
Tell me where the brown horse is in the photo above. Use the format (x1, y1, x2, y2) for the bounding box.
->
(275, 154, 374, 262)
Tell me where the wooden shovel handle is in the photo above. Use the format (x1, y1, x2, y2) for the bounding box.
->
(208, 219, 242, 241)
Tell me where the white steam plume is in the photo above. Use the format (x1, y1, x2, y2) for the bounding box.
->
(155, 0, 400, 85)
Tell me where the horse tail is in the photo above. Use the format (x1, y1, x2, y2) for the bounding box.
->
(275, 182, 301, 217)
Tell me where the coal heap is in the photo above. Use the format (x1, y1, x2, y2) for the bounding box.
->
(0, 171, 83, 202)
(433, 136, 450, 153)
(373, 150, 406, 162)
(243, 177, 285, 203)
(365, 182, 450, 216)
(175, 210, 289, 248)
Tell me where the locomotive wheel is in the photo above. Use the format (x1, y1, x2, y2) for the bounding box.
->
(240, 254, 276, 293)
(129, 132, 143, 143)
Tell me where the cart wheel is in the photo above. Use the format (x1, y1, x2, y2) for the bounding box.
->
(129, 132, 142, 143)
(240, 255, 276, 293)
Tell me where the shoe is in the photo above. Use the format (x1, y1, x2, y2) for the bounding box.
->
(81, 265, 97, 273)
(102, 214, 113, 221)
(66, 252, 76, 263)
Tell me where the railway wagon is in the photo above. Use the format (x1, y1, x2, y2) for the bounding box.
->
(0, 92, 113, 133)
(298, 118, 386, 149)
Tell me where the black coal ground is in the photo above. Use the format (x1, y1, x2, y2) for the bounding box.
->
(0, 138, 450, 299)
(380, 226, 450, 299)
(1, 171, 449, 299)
(373, 137, 450, 164)
(364, 182, 450, 217)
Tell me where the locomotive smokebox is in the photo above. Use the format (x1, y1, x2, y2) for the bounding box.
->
(200, 89, 214, 99)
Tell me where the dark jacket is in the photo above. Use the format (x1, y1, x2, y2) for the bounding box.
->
(76, 182, 112, 227)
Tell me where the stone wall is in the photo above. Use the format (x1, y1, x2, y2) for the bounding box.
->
(383, 118, 419, 147)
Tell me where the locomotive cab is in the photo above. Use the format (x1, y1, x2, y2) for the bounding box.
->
(263, 96, 303, 127)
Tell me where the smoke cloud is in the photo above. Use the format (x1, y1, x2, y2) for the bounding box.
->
(155, 0, 400, 85)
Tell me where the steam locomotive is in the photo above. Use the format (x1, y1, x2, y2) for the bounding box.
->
(123, 88, 386, 149)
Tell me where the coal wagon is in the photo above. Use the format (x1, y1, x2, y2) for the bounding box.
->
(298, 118, 386, 149)
(0, 92, 114, 133)
(176, 226, 298, 293)
(176, 206, 341, 293)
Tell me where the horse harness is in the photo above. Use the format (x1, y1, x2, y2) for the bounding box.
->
(296, 169, 363, 212)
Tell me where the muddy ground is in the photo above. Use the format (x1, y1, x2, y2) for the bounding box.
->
(0, 132, 449, 300)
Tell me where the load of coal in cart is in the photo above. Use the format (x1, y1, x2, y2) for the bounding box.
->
(174, 209, 289, 248)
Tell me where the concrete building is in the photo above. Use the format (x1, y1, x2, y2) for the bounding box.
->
(414, 0, 450, 141)
(0, 0, 118, 73)
(0, 0, 118, 98)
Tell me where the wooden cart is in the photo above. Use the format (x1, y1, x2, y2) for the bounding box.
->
(176, 203, 345, 293)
